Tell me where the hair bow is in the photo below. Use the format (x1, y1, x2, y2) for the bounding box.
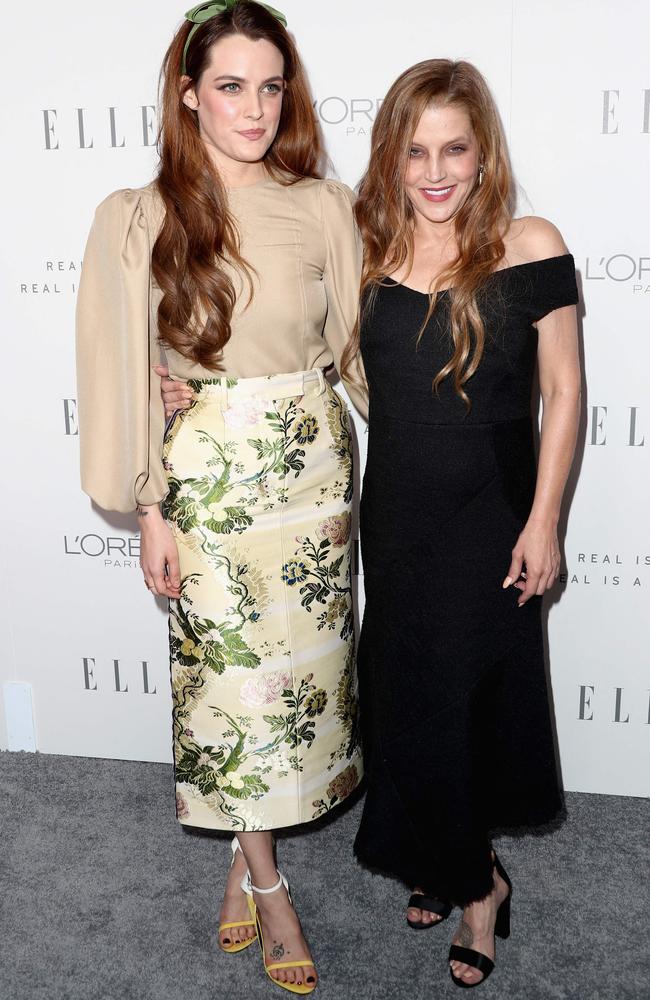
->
(182, 1, 288, 74)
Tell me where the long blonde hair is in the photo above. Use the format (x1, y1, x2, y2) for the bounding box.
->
(343, 59, 514, 406)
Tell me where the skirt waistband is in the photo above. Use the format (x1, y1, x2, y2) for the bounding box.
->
(176, 368, 328, 403)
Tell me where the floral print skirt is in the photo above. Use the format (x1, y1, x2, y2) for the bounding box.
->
(162, 369, 362, 831)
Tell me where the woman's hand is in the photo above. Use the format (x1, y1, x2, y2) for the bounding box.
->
(153, 364, 193, 418)
(138, 505, 182, 599)
(502, 519, 560, 607)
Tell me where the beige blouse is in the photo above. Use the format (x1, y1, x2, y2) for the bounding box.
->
(76, 175, 368, 513)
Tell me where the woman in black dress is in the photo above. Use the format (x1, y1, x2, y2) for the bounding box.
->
(344, 60, 580, 987)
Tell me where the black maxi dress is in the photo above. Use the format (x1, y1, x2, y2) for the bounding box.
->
(353, 254, 579, 906)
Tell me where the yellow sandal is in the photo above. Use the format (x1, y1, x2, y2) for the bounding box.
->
(218, 837, 258, 954)
(242, 869, 317, 994)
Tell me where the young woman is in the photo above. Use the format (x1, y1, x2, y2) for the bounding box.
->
(347, 60, 580, 988)
(76, 2, 368, 994)
(160, 56, 580, 989)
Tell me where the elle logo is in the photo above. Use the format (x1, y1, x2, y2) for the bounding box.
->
(63, 399, 77, 436)
(589, 406, 644, 446)
(601, 90, 650, 133)
(83, 658, 157, 694)
(42, 106, 158, 150)
(578, 686, 650, 723)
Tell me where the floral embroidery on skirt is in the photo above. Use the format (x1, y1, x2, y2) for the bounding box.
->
(162, 370, 362, 831)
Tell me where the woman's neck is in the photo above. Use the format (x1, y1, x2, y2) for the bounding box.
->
(412, 216, 457, 255)
(203, 140, 268, 189)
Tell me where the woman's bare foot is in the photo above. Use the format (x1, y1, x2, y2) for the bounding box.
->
(254, 881, 317, 989)
(449, 866, 510, 986)
(406, 886, 445, 926)
(218, 844, 256, 949)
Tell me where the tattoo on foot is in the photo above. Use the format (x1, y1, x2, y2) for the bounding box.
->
(271, 942, 285, 961)
(458, 920, 474, 948)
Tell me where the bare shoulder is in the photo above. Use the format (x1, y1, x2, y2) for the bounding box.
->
(503, 216, 569, 266)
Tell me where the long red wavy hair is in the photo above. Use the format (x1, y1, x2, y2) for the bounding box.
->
(152, 1, 323, 369)
(343, 60, 515, 406)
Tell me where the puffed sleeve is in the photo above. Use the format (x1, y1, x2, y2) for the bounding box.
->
(321, 180, 369, 420)
(76, 188, 167, 513)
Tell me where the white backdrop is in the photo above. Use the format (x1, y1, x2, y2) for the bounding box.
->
(0, 0, 647, 795)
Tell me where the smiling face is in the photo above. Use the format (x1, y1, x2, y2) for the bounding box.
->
(405, 102, 481, 230)
(182, 33, 285, 176)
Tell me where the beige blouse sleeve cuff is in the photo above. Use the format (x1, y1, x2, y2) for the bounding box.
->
(76, 188, 167, 513)
(321, 181, 369, 421)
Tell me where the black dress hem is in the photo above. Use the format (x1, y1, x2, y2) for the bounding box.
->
(353, 795, 565, 908)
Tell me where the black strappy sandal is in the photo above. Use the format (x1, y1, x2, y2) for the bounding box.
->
(406, 891, 453, 929)
(448, 854, 512, 988)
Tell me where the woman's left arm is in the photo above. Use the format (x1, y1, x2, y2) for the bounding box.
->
(504, 301, 581, 605)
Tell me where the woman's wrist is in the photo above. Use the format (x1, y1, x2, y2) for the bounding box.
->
(525, 506, 560, 531)
(136, 503, 163, 526)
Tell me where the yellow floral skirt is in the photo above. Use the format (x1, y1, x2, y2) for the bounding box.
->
(162, 369, 362, 831)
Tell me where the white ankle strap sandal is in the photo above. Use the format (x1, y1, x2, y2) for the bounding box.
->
(217, 836, 257, 955)
(241, 868, 291, 901)
(242, 869, 316, 995)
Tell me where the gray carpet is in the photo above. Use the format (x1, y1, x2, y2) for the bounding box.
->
(1, 752, 647, 1000)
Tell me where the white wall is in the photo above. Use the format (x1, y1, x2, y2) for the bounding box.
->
(1, 0, 647, 795)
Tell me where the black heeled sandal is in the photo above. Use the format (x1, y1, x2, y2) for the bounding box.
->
(448, 854, 512, 988)
(406, 891, 452, 929)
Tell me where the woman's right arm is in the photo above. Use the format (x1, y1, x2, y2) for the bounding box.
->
(137, 503, 181, 598)
(76, 189, 180, 598)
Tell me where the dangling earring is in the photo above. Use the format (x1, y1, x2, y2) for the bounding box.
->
(478, 164, 485, 186)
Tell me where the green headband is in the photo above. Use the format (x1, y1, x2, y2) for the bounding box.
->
(181, 1, 288, 75)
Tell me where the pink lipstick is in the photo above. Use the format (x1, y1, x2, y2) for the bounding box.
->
(420, 185, 457, 203)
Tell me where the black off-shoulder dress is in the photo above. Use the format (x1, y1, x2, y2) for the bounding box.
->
(353, 255, 579, 905)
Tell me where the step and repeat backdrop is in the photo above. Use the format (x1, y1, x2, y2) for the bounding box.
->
(0, 1, 647, 795)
